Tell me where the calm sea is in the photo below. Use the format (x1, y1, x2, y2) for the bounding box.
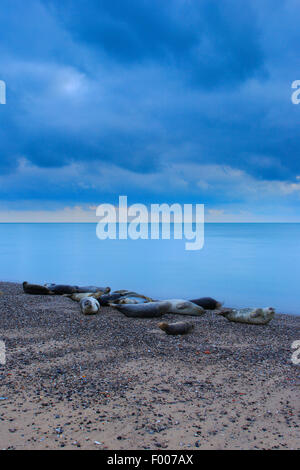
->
(0, 223, 299, 315)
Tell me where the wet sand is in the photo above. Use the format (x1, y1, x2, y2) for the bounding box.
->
(0, 282, 299, 450)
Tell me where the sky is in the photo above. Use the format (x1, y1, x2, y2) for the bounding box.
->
(0, 0, 300, 222)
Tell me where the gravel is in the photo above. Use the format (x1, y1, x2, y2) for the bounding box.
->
(0, 282, 299, 450)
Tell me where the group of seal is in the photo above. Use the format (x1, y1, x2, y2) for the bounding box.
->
(22, 281, 276, 327)
(23, 282, 110, 296)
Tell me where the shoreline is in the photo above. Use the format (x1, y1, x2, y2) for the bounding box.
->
(1, 280, 300, 317)
(0, 282, 299, 450)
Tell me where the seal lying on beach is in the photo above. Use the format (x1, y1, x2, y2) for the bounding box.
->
(163, 300, 205, 316)
(98, 293, 126, 306)
(113, 290, 133, 294)
(112, 290, 154, 302)
(76, 286, 110, 294)
(45, 284, 78, 295)
(189, 297, 222, 310)
(45, 284, 110, 295)
(98, 292, 146, 306)
(116, 298, 139, 304)
(219, 307, 275, 325)
(23, 282, 54, 295)
(64, 290, 110, 302)
(111, 301, 171, 318)
(65, 292, 99, 302)
(80, 297, 100, 315)
(159, 321, 194, 335)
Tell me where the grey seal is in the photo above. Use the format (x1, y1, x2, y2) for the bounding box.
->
(80, 297, 100, 315)
(159, 321, 194, 335)
(163, 300, 205, 316)
(45, 284, 78, 295)
(23, 282, 54, 295)
(45, 284, 110, 295)
(117, 298, 139, 304)
(112, 290, 154, 302)
(98, 293, 126, 306)
(219, 307, 275, 325)
(111, 301, 171, 318)
(76, 286, 110, 294)
(189, 297, 222, 310)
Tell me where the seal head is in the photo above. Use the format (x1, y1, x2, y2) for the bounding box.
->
(80, 297, 100, 315)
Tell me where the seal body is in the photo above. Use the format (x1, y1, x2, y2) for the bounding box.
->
(45, 284, 78, 295)
(98, 293, 125, 306)
(117, 298, 139, 304)
(163, 300, 205, 316)
(45, 284, 110, 295)
(159, 321, 194, 335)
(220, 307, 275, 325)
(80, 297, 100, 315)
(76, 286, 110, 294)
(113, 290, 132, 295)
(99, 292, 151, 306)
(190, 297, 222, 310)
(23, 282, 53, 295)
(112, 290, 154, 302)
(66, 291, 111, 302)
(65, 292, 95, 302)
(111, 301, 171, 318)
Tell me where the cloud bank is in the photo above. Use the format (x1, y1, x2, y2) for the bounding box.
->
(0, 0, 300, 221)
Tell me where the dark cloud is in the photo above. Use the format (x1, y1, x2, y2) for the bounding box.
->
(48, 0, 265, 89)
(0, 0, 300, 213)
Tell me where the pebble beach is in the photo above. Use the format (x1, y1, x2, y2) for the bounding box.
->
(0, 282, 299, 450)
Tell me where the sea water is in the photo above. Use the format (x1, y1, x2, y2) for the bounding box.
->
(0, 223, 299, 315)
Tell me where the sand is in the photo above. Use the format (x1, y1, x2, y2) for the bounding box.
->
(0, 282, 299, 450)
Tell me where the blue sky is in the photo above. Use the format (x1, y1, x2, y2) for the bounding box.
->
(0, 0, 300, 221)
